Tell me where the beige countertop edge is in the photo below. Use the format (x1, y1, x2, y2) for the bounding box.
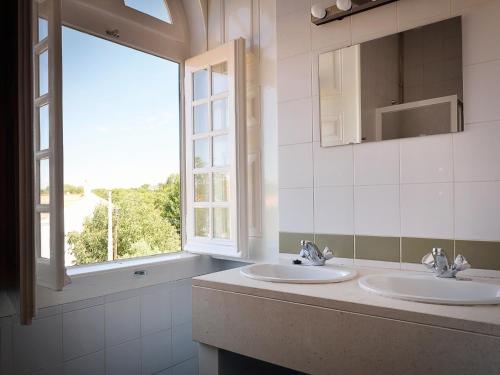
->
(193, 266, 500, 338)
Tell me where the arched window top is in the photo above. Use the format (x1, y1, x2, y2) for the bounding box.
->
(63, 0, 189, 61)
(124, 0, 172, 24)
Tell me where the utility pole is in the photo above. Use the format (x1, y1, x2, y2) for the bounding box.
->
(107, 191, 113, 261)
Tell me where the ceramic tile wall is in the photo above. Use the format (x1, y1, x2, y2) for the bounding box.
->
(277, 0, 500, 269)
(0, 279, 198, 375)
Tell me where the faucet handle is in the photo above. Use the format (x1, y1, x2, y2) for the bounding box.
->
(323, 246, 334, 260)
(421, 252, 435, 269)
(454, 254, 470, 271)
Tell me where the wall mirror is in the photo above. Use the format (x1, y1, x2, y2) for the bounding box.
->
(318, 17, 463, 147)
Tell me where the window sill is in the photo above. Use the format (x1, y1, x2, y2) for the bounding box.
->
(37, 251, 222, 308)
(67, 251, 193, 278)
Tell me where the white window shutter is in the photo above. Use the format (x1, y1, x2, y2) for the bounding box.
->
(33, 0, 68, 290)
(184, 38, 248, 258)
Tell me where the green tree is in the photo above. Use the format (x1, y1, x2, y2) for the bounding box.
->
(67, 183, 181, 265)
(157, 174, 181, 234)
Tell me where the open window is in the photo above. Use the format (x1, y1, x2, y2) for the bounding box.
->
(32, 0, 66, 290)
(184, 39, 248, 258)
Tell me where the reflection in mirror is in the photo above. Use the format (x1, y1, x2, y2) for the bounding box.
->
(319, 17, 463, 147)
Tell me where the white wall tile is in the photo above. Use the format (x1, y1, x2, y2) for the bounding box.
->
(13, 315, 62, 375)
(224, 0, 252, 44)
(455, 181, 500, 241)
(453, 123, 500, 182)
(141, 288, 171, 336)
(171, 279, 192, 327)
(464, 60, 500, 124)
(277, 0, 310, 17)
(314, 186, 354, 235)
(312, 95, 321, 142)
(63, 305, 104, 360)
(401, 183, 454, 238)
(172, 358, 199, 375)
(64, 351, 105, 375)
(311, 17, 351, 52)
(397, 0, 451, 31)
(106, 339, 141, 375)
(172, 323, 197, 365)
(354, 141, 400, 185)
(105, 297, 140, 347)
(278, 98, 312, 146)
(313, 143, 353, 187)
(351, 2, 397, 44)
(400, 135, 453, 183)
(279, 188, 314, 233)
(461, 0, 500, 64)
(452, 0, 492, 16)
(142, 330, 173, 375)
(279, 143, 313, 188)
(354, 185, 400, 236)
(277, 9, 311, 59)
(277, 53, 311, 102)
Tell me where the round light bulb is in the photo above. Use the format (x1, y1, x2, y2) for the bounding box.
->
(311, 4, 327, 19)
(336, 0, 352, 11)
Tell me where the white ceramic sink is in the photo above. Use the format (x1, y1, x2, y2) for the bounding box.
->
(240, 263, 357, 284)
(359, 273, 500, 305)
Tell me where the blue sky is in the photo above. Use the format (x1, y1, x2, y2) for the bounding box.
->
(62, 26, 180, 189)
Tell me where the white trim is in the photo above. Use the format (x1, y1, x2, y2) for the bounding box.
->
(184, 39, 248, 258)
(37, 253, 222, 308)
(61, 0, 188, 62)
(33, 0, 67, 291)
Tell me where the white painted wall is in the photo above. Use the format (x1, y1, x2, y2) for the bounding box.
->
(203, 0, 279, 262)
(277, 0, 500, 245)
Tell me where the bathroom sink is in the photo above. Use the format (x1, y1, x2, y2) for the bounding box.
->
(240, 263, 357, 284)
(359, 273, 500, 305)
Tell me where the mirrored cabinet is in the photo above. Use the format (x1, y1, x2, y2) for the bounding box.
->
(318, 17, 464, 147)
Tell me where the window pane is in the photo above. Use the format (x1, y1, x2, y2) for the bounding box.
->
(62, 27, 181, 267)
(40, 212, 50, 259)
(212, 98, 228, 131)
(213, 172, 229, 202)
(38, 104, 49, 150)
(213, 207, 230, 239)
(194, 208, 209, 237)
(38, 18, 48, 42)
(213, 135, 229, 167)
(39, 158, 50, 204)
(124, 0, 172, 23)
(193, 69, 208, 101)
(212, 62, 228, 95)
(38, 50, 49, 96)
(193, 104, 208, 134)
(194, 138, 209, 168)
(194, 173, 209, 202)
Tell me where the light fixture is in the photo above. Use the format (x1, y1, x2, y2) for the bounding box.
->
(336, 0, 352, 11)
(311, 4, 327, 19)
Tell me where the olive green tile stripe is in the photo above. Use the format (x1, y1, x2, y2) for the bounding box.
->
(315, 234, 354, 259)
(355, 235, 400, 262)
(456, 240, 500, 270)
(279, 233, 500, 270)
(401, 237, 454, 264)
(279, 232, 314, 254)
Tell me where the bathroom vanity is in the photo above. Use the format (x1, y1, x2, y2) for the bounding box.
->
(193, 265, 500, 375)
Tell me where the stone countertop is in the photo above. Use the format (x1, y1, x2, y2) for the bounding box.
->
(193, 262, 500, 338)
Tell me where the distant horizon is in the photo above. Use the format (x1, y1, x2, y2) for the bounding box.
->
(62, 26, 180, 190)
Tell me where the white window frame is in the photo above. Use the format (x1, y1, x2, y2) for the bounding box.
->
(33, 0, 66, 290)
(32, 0, 190, 289)
(184, 39, 248, 258)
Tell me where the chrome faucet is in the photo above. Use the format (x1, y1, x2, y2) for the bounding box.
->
(421, 248, 470, 278)
(298, 240, 334, 266)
